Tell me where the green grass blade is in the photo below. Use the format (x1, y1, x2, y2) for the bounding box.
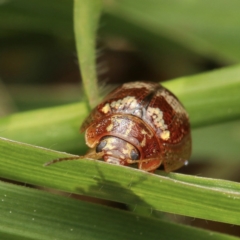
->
(0, 137, 240, 226)
(1, 181, 238, 240)
(104, 0, 240, 61)
(74, 0, 102, 108)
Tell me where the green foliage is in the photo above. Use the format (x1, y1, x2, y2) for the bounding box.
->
(0, 137, 240, 227)
(1, 180, 238, 240)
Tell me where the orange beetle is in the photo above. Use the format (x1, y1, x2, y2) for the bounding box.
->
(46, 82, 191, 172)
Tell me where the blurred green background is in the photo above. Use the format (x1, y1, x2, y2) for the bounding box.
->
(0, 0, 240, 237)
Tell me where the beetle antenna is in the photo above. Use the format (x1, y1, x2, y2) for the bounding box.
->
(44, 156, 82, 167)
(44, 151, 104, 167)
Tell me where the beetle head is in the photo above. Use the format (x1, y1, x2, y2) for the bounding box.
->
(96, 136, 140, 166)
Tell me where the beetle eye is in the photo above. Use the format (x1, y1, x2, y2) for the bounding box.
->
(130, 149, 139, 160)
(96, 140, 107, 152)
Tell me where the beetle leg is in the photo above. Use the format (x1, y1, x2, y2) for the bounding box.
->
(126, 158, 160, 164)
(44, 151, 104, 167)
(126, 157, 162, 172)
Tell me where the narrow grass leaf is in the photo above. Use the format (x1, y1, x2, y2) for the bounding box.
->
(0, 137, 240, 225)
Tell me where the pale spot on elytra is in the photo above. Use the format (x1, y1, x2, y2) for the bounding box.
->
(147, 107, 167, 130)
(106, 123, 114, 132)
(160, 130, 170, 140)
(101, 103, 111, 114)
(110, 96, 138, 110)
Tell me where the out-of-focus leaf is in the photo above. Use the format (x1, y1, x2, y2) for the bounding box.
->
(104, 0, 240, 62)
